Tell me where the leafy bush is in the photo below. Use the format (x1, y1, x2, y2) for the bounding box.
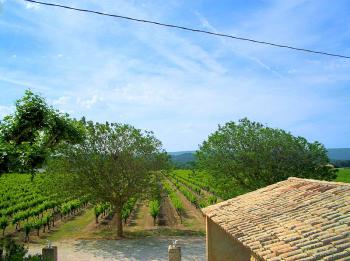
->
(0, 237, 44, 261)
(23, 222, 32, 242)
(32, 219, 42, 236)
(149, 200, 160, 225)
(0, 217, 8, 236)
(122, 198, 137, 224)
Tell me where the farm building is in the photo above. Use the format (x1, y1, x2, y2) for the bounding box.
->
(202, 177, 350, 261)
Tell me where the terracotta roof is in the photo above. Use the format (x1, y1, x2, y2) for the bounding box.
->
(202, 177, 350, 261)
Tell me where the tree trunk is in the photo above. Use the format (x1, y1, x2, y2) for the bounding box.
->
(115, 208, 123, 238)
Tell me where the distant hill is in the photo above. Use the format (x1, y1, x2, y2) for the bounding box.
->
(168, 148, 350, 167)
(168, 151, 195, 168)
(327, 148, 350, 161)
(168, 151, 195, 156)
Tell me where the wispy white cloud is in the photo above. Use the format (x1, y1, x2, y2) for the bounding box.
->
(24, 2, 39, 10)
(0, 75, 49, 91)
(194, 11, 284, 78)
(0, 105, 14, 119)
(52, 95, 71, 107)
(1, 0, 349, 150)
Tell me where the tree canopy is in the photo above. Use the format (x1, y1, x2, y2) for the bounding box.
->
(47, 121, 169, 237)
(197, 118, 336, 194)
(0, 90, 84, 174)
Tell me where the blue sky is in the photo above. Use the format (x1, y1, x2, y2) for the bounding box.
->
(0, 0, 349, 151)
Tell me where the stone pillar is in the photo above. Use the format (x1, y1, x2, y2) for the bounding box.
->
(42, 246, 57, 261)
(168, 244, 181, 261)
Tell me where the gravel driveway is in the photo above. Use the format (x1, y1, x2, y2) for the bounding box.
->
(28, 237, 205, 261)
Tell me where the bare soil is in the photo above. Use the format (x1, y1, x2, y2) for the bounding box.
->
(175, 190, 205, 229)
(158, 193, 180, 226)
(126, 201, 154, 231)
(166, 179, 205, 230)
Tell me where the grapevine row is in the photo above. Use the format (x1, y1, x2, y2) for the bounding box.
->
(168, 173, 218, 208)
(171, 170, 222, 202)
(0, 174, 89, 241)
(161, 180, 184, 222)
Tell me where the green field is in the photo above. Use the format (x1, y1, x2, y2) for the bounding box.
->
(335, 168, 350, 183)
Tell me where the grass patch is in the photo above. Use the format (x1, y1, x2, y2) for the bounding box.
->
(90, 226, 118, 239)
(183, 218, 200, 230)
(335, 168, 350, 183)
(124, 228, 205, 238)
(40, 208, 95, 242)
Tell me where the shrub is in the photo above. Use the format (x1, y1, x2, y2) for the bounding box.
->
(0, 216, 8, 236)
(149, 200, 160, 226)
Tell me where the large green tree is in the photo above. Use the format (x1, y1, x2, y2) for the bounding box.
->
(47, 122, 168, 237)
(0, 90, 84, 174)
(197, 118, 336, 195)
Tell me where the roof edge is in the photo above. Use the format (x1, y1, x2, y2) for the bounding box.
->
(202, 177, 350, 216)
(287, 177, 350, 186)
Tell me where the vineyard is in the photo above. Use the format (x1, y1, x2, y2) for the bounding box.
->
(0, 174, 91, 241)
(1, 168, 348, 243)
(0, 169, 226, 244)
(139, 170, 223, 229)
(166, 170, 222, 205)
(0, 174, 138, 242)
